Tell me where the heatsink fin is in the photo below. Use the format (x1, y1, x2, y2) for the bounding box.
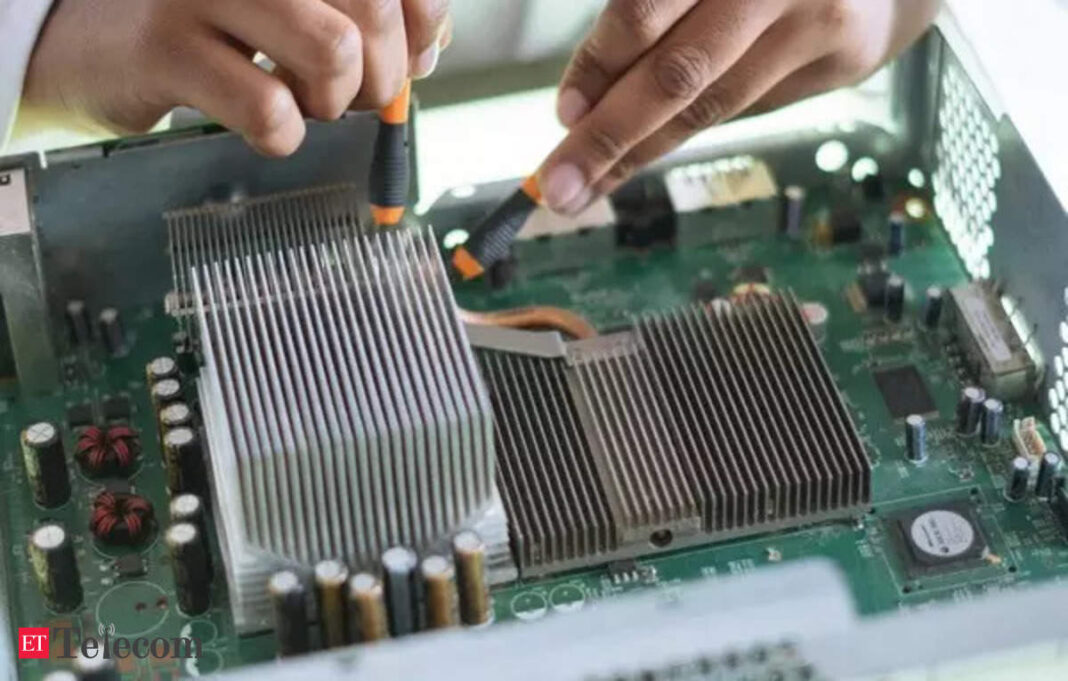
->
(166, 185, 503, 630)
(480, 292, 870, 577)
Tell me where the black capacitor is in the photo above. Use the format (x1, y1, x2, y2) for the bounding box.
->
(169, 493, 205, 530)
(169, 493, 212, 576)
(166, 523, 211, 614)
(1006, 456, 1031, 502)
(956, 386, 985, 435)
(21, 422, 70, 508)
(268, 570, 310, 657)
(381, 546, 420, 637)
(97, 308, 126, 356)
(1036, 452, 1062, 499)
(781, 186, 806, 240)
(980, 398, 1004, 445)
(887, 212, 906, 256)
(145, 356, 179, 384)
(28, 523, 83, 612)
(73, 652, 119, 681)
(905, 414, 927, 463)
(923, 286, 944, 328)
(66, 300, 92, 346)
(151, 378, 183, 408)
(885, 274, 905, 323)
(159, 402, 194, 431)
(163, 427, 207, 496)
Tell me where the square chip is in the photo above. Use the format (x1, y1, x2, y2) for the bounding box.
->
(873, 365, 936, 419)
(66, 402, 95, 429)
(890, 501, 989, 578)
(114, 554, 146, 578)
(102, 394, 132, 421)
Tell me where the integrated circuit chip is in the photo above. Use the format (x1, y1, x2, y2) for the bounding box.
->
(873, 365, 936, 419)
(66, 402, 94, 429)
(114, 554, 146, 578)
(102, 394, 132, 421)
(890, 501, 989, 578)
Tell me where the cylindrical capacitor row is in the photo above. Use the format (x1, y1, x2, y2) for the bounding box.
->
(66, 299, 128, 357)
(146, 356, 207, 498)
(1005, 451, 1064, 503)
(954, 387, 1004, 445)
(268, 531, 492, 657)
(164, 493, 214, 616)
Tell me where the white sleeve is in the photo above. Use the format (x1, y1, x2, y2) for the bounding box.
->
(0, 0, 56, 149)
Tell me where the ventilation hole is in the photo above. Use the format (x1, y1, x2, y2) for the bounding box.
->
(815, 140, 849, 173)
(851, 157, 879, 183)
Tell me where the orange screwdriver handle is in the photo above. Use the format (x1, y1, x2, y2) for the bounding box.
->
(370, 81, 412, 227)
(452, 176, 541, 280)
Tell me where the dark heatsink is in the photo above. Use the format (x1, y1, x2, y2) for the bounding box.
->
(481, 292, 871, 577)
(477, 351, 617, 571)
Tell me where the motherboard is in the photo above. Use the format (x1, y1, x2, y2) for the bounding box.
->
(2, 152, 1065, 681)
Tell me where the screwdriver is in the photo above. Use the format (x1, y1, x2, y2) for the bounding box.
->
(370, 80, 412, 227)
(451, 175, 542, 280)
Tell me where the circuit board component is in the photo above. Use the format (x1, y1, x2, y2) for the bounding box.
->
(948, 282, 1039, 400)
(480, 293, 871, 577)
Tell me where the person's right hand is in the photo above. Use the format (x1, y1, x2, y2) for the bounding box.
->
(20, 0, 451, 156)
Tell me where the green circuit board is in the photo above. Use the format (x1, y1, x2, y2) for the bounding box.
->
(2, 180, 1065, 680)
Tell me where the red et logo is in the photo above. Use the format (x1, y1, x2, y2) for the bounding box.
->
(18, 628, 49, 659)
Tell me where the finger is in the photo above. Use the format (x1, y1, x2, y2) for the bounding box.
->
(538, 0, 783, 212)
(172, 35, 305, 157)
(593, 17, 831, 199)
(402, 0, 450, 78)
(745, 57, 857, 117)
(207, 0, 363, 120)
(342, 0, 409, 109)
(556, 0, 699, 127)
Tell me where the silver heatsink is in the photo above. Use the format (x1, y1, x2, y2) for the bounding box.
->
(479, 293, 871, 577)
(166, 186, 503, 630)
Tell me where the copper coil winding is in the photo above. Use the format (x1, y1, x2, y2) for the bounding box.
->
(76, 425, 139, 475)
(458, 306, 598, 340)
(90, 491, 154, 545)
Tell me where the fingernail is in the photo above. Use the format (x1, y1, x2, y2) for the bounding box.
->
(413, 43, 440, 80)
(560, 188, 594, 216)
(437, 19, 453, 50)
(556, 88, 589, 127)
(541, 164, 587, 211)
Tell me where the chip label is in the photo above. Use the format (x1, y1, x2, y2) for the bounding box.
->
(910, 510, 975, 558)
(959, 293, 1012, 363)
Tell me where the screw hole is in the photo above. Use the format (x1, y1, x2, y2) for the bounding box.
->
(649, 529, 673, 548)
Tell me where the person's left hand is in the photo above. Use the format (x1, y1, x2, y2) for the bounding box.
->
(537, 0, 940, 215)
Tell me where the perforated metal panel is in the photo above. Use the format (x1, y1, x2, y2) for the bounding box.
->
(932, 61, 1001, 280)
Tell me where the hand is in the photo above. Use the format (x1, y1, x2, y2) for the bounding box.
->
(538, 0, 940, 214)
(20, 0, 451, 156)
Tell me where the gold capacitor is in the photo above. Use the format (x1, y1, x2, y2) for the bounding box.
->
(452, 531, 491, 625)
(420, 555, 458, 629)
(347, 572, 389, 643)
(314, 559, 350, 648)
